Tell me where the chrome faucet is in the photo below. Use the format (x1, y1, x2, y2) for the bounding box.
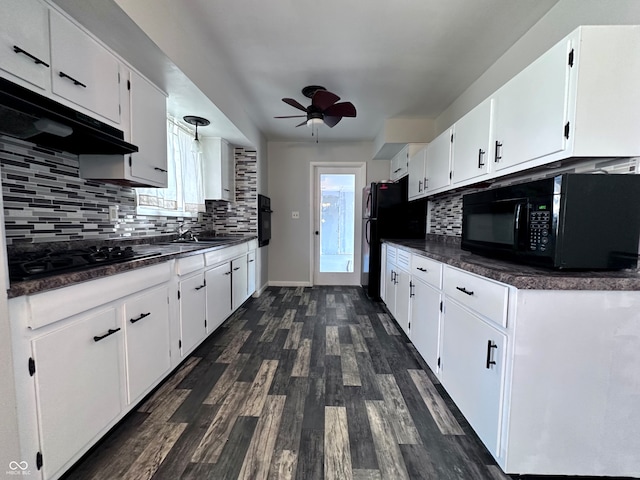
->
(176, 222, 198, 241)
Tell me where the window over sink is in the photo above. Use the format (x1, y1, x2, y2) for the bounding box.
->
(136, 117, 205, 217)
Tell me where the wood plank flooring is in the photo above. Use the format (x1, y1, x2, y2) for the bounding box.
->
(62, 286, 512, 480)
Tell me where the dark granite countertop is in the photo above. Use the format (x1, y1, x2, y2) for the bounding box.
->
(384, 238, 640, 291)
(7, 236, 257, 298)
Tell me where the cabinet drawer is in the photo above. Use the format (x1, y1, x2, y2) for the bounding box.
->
(396, 248, 411, 271)
(385, 245, 397, 264)
(443, 266, 508, 327)
(411, 254, 442, 288)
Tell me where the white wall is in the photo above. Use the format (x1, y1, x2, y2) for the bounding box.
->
(268, 141, 388, 285)
(436, 0, 640, 133)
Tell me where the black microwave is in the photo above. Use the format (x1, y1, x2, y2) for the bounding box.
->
(461, 174, 640, 270)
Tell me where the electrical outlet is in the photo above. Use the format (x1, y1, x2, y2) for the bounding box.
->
(108, 205, 119, 222)
(292, 211, 300, 219)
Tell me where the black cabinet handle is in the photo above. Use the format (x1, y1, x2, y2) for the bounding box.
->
(416, 267, 427, 272)
(456, 286, 474, 296)
(248, 259, 255, 263)
(418, 180, 422, 192)
(130, 312, 151, 324)
(486, 340, 498, 369)
(409, 281, 415, 298)
(13, 45, 49, 67)
(93, 328, 121, 342)
(478, 148, 485, 168)
(195, 284, 206, 290)
(494, 141, 502, 162)
(59, 71, 87, 88)
(233, 267, 240, 271)
(154, 167, 167, 172)
(224, 271, 232, 276)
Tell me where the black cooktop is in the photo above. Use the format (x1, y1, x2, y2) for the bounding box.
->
(8, 246, 162, 282)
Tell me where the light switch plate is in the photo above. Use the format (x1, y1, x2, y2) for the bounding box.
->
(109, 205, 119, 222)
(292, 211, 300, 219)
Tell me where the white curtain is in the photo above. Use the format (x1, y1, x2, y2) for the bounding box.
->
(137, 118, 205, 215)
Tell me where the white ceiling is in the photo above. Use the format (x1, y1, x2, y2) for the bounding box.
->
(53, 0, 559, 144)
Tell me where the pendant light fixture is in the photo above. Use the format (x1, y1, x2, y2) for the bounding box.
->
(183, 115, 210, 153)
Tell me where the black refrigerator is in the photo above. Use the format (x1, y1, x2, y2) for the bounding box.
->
(361, 178, 426, 299)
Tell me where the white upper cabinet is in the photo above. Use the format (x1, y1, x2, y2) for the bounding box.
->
(78, 69, 168, 187)
(452, 98, 494, 185)
(49, 9, 121, 124)
(390, 145, 410, 180)
(425, 128, 452, 193)
(0, 0, 50, 91)
(407, 145, 427, 200)
(128, 70, 168, 186)
(203, 137, 235, 201)
(492, 36, 570, 172)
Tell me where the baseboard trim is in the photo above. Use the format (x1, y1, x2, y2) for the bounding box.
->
(253, 282, 269, 297)
(268, 281, 313, 287)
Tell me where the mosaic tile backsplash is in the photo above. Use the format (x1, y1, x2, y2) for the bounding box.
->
(427, 156, 638, 236)
(0, 136, 257, 246)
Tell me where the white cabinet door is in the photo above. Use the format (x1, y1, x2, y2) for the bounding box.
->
(0, 0, 50, 91)
(205, 262, 232, 332)
(425, 128, 452, 192)
(408, 146, 427, 200)
(129, 70, 168, 187)
(31, 307, 122, 480)
(247, 250, 256, 296)
(380, 243, 387, 302)
(452, 98, 493, 184)
(179, 272, 207, 355)
(440, 300, 506, 456)
(124, 285, 171, 403)
(49, 10, 121, 124)
(493, 37, 571, 171)
(232, 254, 249, 310)
(395, 268, 411, 335)
(203, 137, 235, 201)
(390, 145, 409, 180)
(384, 256, 397, 316)
(410, 279, 441, 372)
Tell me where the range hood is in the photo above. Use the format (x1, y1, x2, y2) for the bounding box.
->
(0, 77, 138, 155)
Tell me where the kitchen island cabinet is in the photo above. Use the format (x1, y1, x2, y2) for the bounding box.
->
(381, 239, 640, 478)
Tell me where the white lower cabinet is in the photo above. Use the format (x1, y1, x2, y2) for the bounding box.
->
(205, 262, 232, 332)
(123, 285, 171, 404)
(394, 268, 411, 334)
(178, 272, 207, 355)
(31, 307, 123, 480)
(247, 250, 256, 296)
(409, 278, 441, 370)
(440, 299, 506, 456)
(231, 255, 249, 309)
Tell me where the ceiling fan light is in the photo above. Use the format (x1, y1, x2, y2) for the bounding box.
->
(307, 117, 323, 128)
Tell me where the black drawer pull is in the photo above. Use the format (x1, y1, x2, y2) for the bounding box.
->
(93, 328, 121, 342)
(130, 312, 151, 324)
(486, 340, 498, 369)
(416, 267, 427, 272)
(13, 45, 49, 67)
(233, 267, 240, 271)
(59, 71, 87, 88)
(195, 284, 206, 290)
(248, 259, 255, 263)
(154, 167, 167, 172)
(224, 271, 232, 276)
(456, 286, 474, 296)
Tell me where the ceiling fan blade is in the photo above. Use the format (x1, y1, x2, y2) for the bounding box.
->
(295, 120, 308, 127)
(312, 90, 340, 111)
(323, 116, 342, 128)
(274, 115, 306, 118)
(282, 98, 308, 112)
(324, 102, 356, 118)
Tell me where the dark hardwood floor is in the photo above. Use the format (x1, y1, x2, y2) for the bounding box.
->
(63, 286, 512, 480)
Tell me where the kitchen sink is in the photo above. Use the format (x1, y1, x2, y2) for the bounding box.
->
(168, 237, 241, 244)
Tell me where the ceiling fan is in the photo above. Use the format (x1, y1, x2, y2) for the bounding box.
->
(275, 85, 357, 128)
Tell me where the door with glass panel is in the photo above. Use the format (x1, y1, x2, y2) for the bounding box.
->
(312, 164, 365, 285)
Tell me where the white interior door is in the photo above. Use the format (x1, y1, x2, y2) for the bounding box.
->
(312, 164, 366, 285)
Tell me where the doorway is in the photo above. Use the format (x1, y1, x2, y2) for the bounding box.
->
(311, 163, 366, 285)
